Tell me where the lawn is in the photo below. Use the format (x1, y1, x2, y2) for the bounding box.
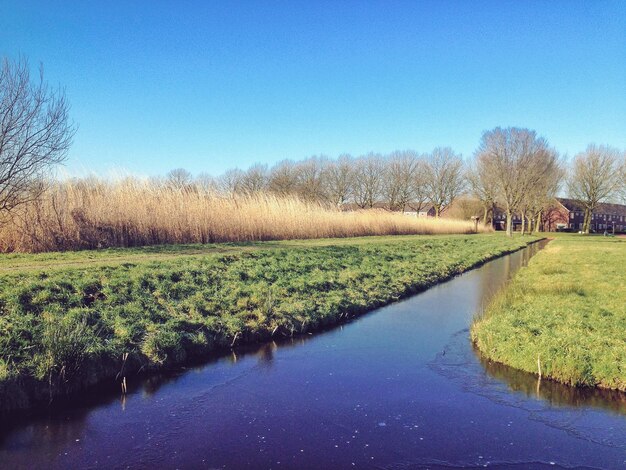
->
(472, 234, 626, 391)
(0, 234, 497, 273)
(0, 233, 537, 411)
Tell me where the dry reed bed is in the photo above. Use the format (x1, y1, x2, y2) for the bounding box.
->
(0, 179, 489, 253)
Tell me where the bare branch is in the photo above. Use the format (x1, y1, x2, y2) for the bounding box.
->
(0, 56, 75, 217)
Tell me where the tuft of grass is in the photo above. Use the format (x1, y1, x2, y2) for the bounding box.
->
(472, 234, 626, 391)
(0, 233, 533, 411)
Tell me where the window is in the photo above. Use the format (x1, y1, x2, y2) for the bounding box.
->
(570, 213, 574, 219)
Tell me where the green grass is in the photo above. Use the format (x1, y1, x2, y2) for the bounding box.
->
(0, 233, 537, 411)
(472, 234, 626, 391)
(0, 234, 485, 273)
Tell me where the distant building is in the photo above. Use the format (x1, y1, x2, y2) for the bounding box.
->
(342, 197, 626, 232)
(491, 205, 523, 231)
(487, 198, 626, 233)
(543, 198, 626, 233)
(413, 204, 436, 218)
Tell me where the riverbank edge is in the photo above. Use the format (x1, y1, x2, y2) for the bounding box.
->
(471, 236, 626, 393)
(1, 236, 542, 414)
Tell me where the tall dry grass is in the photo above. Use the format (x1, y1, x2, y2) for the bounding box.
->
(0, 178, 490, 253)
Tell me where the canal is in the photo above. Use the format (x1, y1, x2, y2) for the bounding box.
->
(1, 241, 624, 469)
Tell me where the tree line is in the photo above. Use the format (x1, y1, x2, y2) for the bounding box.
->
(164, 130, 625, 237)
(2, 56, 626, 238)
(164, 148, 466, 218)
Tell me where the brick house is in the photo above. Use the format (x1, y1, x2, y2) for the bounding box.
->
(543, 198, 626, 233)
(491, 204, 523, 231)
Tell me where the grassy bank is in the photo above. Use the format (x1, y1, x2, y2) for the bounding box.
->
(472, 234, 626, 391)
(0, 233, 534, 411)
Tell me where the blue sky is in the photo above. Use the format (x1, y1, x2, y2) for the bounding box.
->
(1, 1, 625, 177)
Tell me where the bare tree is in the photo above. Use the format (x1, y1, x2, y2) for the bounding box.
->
(381, 154, 402, 211)
(568, 144, 621, 234)
(195, 172, 218, 194)
(295, 156, 327, 202)
(353, 153, 384, 208)
(0, 57, 75, 218)
(519, 149, 562, 235)
(323, 154, 354, 207)
(476, 127, 552, 236)
(382, 151, 421, 211)
(444, 196, 484, 220)
(467, 153, 497, 226)
(618, 151, 626, 204)
(424, 147, 465, 217)
(239, 163, 268, 194)
(217, 168, 245, 195)
(166, 168, 193, 190)
(533, 165, 563, 234)
(411, 156, 430, 213)
(268, 160, 299, 196)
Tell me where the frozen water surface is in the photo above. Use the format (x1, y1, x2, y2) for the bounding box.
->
(1, 241, 624, 469)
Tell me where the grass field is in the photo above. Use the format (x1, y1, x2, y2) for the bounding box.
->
(0, 233, 535, 411)
(472, 234, 626, 391)
(0, 235, 490, 273)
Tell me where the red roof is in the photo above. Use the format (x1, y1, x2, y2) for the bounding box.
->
(557, 198, 626, 217)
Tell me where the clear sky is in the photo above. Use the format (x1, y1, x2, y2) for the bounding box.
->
(1, 1, 625, 177)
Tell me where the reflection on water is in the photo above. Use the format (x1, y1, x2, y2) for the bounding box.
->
(469, 239, 626, 417)
(432, 327, 626, 450)
(477, 351, 626, 416)
(473, 239, 547, 318)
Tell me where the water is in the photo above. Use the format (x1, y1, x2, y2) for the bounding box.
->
(1, 241, 624, 469)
